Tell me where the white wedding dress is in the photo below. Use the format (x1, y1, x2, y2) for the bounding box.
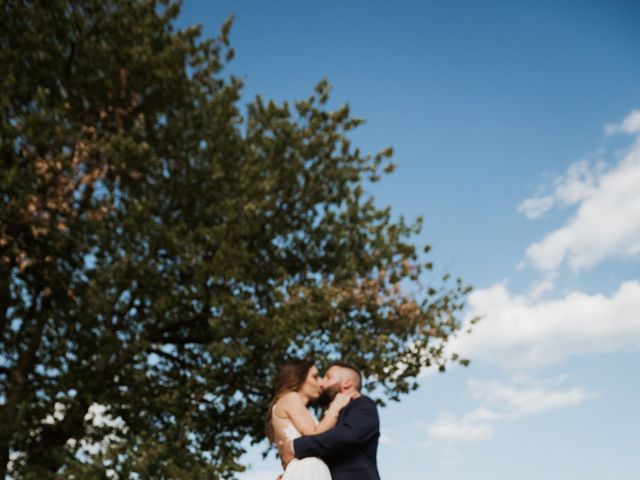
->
(273, 407, 332, 480)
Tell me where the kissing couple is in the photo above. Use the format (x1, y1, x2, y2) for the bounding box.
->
(266, 359, 381, 480)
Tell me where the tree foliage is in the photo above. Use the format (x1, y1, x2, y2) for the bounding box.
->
(0, 0, 471, 478)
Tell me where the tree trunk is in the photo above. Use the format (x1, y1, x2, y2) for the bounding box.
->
(0, 432, 9, 480)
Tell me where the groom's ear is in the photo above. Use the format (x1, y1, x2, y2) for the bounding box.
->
(342, 377, 353, 390)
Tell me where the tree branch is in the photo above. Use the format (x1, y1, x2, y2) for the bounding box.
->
(148, 348, 192, 369)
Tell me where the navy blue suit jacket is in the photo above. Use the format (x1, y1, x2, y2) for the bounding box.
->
(293, 396, 380, 480)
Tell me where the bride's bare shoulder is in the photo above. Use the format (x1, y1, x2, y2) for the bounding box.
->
(279, 391, 303, 404)
(274, 391, 303, 413)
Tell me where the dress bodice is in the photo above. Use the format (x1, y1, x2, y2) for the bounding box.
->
(272, 404, 318, 441)
(282, 419, 302, 441)
(271, 402, 331, 480)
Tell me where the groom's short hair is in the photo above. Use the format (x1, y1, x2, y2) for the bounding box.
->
(328, 361, 362, 391)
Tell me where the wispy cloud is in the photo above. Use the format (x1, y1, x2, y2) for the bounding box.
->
(520, 110, 640, 271)
(518, 194, 555, 220)
(427, 408, 497, 442)
(605, 109, 640, 135)
(469, 378, 597, 415)
(518, 160, 601, 220)
(426, 376, 597, 443)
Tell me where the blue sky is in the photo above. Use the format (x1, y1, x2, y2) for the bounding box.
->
(177, 1, 640, 478)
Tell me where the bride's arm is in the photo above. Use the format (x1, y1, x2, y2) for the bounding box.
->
(315, 393, 352, 433)
(278, 392, 349, 435)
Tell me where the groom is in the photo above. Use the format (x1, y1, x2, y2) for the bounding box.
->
(280, 361, 381, 480)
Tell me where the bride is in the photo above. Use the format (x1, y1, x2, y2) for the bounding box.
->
(266, 359, 353, 480)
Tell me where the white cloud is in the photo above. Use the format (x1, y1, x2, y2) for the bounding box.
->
(469, 379, 597, 415)
(522, 116, 640, 271)
(605, 109, 640, 135)
(450, 280, 640, 369)
(427, 112, 639, 445)
(427, 409, 496, 443)
(426, 376, 597, 443)
(525, 273, 557, 302)
(518, 194, 554, 220)
(518, 160, 601, 221)
(554, 160, 600, 206)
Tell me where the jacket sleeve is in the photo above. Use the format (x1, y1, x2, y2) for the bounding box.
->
(293, 398, 379, 458)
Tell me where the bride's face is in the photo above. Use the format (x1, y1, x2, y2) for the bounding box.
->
(299, 365, 322, 400)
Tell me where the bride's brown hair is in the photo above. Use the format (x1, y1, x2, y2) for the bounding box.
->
(265, 359, 316, 443)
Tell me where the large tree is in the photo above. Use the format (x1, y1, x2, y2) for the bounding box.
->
(0, 0, 471, 478)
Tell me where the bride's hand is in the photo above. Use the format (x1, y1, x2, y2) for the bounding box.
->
(329, 392, 351, 412)
(278, 440, 294, 467)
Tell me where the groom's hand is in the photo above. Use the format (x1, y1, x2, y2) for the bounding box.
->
(278, 439, 295, 467)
